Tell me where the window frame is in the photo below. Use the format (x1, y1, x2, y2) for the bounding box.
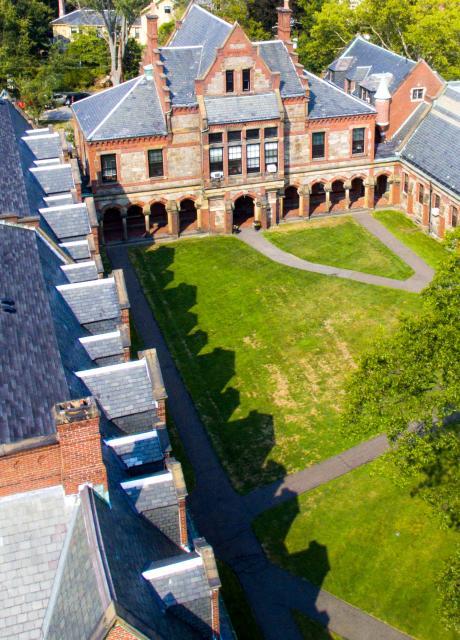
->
(209, 146, 224, 175)
(226, 70, 234, 93)
(264, 126, 278, 139)
(411, 87, 425, 101)
(351, 127, 365, 155)
(264, 141, 278, 172)
(101, 153, 117, 183)
(228, 144, 242, 175)
(311, 131, 325, 160)
(246, 143, 260, 173)
(147, 148, 164, 178)
(403, 173, 409, 194)
(209, 132, 223, 144)
(227, 130, 242, 143)
(246, 128, 260, 141)
(418, 183, 425, 205)
(242, 68, 251, 92)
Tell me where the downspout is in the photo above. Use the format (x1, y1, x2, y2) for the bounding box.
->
(428, 180, 432, 234)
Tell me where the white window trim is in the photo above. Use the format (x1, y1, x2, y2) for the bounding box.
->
(411, 87, 425, 102)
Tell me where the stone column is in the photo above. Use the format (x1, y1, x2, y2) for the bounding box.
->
(143, 205, 150, 234)
(364, 179, 375, 209)
(278, 190, 285, 223)
(121, 212, 128, 242)
(344, 181, 351, 210)
(254, 199, 262, 222)
(258, 200, 268, 229)
(422, 194, 430, 227)
(299, 186, 310, 218)
(389, 176, 401, 206)
(407, 183, 414, 215)
(324, 185, 331, 212)
(166, 201, 179, 237)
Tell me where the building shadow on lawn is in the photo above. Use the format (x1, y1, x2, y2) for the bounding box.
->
(131, 242, 334, 639)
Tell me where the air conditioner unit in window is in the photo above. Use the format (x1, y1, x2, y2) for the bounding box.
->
(211, 171, 224, 180)
(266, 164, 277, 173)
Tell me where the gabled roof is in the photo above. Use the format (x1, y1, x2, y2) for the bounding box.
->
(304, 71, 375, 119)
(258, 41, 305, 98)
(204, 92, 280, 125)
(30, 164, 74, 195)
(39, 203, 91, 242)
(329, 36, 416, 94)
(401, 83, 460, 196)
(51, 8, 141, 27)
(57, 277, 121, 326)
(72, 75, 167, 142)
(168, 4, 232, 75)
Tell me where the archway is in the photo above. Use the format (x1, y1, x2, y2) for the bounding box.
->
(330, 180, 346, 212)
(309, 183, 326, 216)
(284, 186, 300, 219)
(103, 207, 123, 243)
(126, 204, 145, 239)
(233, 195, 255, 228)
(350, 177, 365, 209)
(375, 175, 389, 206)
(150, 202, 168, 236)
(179, 198, 198, 234)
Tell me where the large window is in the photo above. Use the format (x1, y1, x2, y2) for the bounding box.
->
(312, 132, 325, 159)
(418, 183, 424, 205)
(210, 147, 223, 174)
(352, 128, 365, 155)
(101, 154, 117, 183)
(228, 145, 242, 175)
(226, 70, 234, 93)
(264, 141, 278, 172)
(247, 144, 260, 173)
(148, 149, 164, 177)
(242, 68, 251, 92)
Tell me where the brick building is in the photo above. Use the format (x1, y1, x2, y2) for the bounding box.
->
(71, 1, 459, 242)
(0, 99, 224, 640)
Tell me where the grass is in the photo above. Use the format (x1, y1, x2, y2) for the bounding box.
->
(373, 210, 448, 269)
(130, 236, 422, 493)
(264, 216, 413, 279)
(254, 461, 458, 640)
(292, 611, 344, 640)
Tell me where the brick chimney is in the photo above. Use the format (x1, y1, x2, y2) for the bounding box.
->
(277, 0, 292, 44)
(58, 0, 65, 18)
(53, 397, 107, 496)
(143, 14, 159, 67)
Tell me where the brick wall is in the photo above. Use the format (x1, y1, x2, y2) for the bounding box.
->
(0, 442, 61, 497)
(106, 623, 142, 640)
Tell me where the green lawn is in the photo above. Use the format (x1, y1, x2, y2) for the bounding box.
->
(131, 237, 421, 492)
(264, 216, 413, 279)
(373, 210, 448, 269)
(292, 611, 344, 640)
(254, 461, 458, 640)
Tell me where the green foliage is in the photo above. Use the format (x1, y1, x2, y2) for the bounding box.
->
(123, 37, 143, 79)
(17, 64, 58, 121)
(213, 0, 270, 40)
(158, 20, 175, 46)
(438, 545, 460, 633)
(51, 32, 110, 90)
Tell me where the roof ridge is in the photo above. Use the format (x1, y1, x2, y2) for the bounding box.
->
(87, 77, 144, 140)
(193, 3, 232, 27)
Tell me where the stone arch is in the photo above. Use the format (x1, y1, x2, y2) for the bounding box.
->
(232, 190, 259, 203)
(375, 174, 390, 206)
(150, 201, 168, 236)
(350, 177, 365, 209)
(126, 204, 145, 239)
(309, 182, 327, 216)
(330, 179, 346, 212)
(102, 205, 124, 243)
(284, 185, 300, 218)
(233, 195, 255, 228)
(178, 198, 198, 234)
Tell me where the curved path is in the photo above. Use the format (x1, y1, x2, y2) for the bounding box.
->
(108, 244, 414, 640)
(238, 212, 434, 293)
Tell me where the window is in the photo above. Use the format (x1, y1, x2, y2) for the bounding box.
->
(242, 68, 251, 92)
(264, 126, 278, 138)
(228, 145, 242, 175)
(148, 149, 164, 177)
(312, 131, 325, 159)
(246, 128, 259, 140)
(164, 5, 172, 13)
(228, 130, 241, 142)
(452, 206, 458, 228)
(209, 132, 223, 144)
(418, 183, 424, 205)
(433, 194, 440, 209)
(101, 154, 117, 183)
(226, 70, 234, 93)
(209, 147, 223, 174)
(403, 173, 409, 194)
(412, 88, 424, 101)
(134, 28, 141, 39)
(264, 141, 278, 172)
(246, 143, 260, 173)
(359, 87, 370, 103)
(352, 128, 365, 154)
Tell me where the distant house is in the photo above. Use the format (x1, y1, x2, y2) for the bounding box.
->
(51, 1, 176, 45)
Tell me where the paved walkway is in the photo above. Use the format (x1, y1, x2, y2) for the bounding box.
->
(108, 244, 414, 640)
(238, 212, 434, 293)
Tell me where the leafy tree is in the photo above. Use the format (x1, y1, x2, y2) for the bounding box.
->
(51, 31, 110, 89)
(158, 20, 175, 46)
(123, 36, 143, 79)
(438, 546, 460, 633)
(18, 64, 59, 121)
(76, 0, 145, 84)
(213, 0, 270, 40)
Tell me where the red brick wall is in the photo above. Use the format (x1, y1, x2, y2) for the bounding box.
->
(106, 624, 142, 640)
(388, 61, 444, 138)
(0, 443, 61, 497)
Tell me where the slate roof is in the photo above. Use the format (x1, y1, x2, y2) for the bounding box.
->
(52, 8, 140, 27)
(400, 85, 460, 195)
(61, 260, 99, 283)
(0, 224, 70, 444)
(144, 554, 210, 605)
(168, 4, 232, 75)
(305, 71, 375, 119)
(56, 278, 120, 325)
(258, 41, 305, 98)
(22, 133, 61, 160)
(205, 92, 280, 125)
(160, 46, 203, 106)
(105, 430, 165, 467)
(0, 485, 77, 640)
(39, 204, 91, 242)
(30, 164, 74, 196)
(329, 36, 416, 95)
(75, 360, 155, 419)
(59, 240, 91, 261)
(72, 75, 167, 142)
(79, 330, 124, 361)
(122, 471, 177, 511)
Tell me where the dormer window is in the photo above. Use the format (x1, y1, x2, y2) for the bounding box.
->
(411, 87, 425, 101)
(226, 70, 234, 93)
(242, 68, 251, 92)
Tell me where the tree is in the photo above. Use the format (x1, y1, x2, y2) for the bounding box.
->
(123, 36, 143, 79)
(51, 31, 110, 89)
(76, 0, 145, 85)
(158, 20, 175, 45)
(213, 0, 270, 40)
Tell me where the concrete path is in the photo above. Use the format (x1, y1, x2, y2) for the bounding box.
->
(108, 244, 414, 640)
(238, 212, 434, 293)
(243, 434, 389, 519)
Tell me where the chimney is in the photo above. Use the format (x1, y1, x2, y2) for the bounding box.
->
(375, 77, 391, 138)
(143, 14, 159, 67)
(53, 397, 108, 496)
(58, 0, 65, 18)
(277, 0, 292, 44)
